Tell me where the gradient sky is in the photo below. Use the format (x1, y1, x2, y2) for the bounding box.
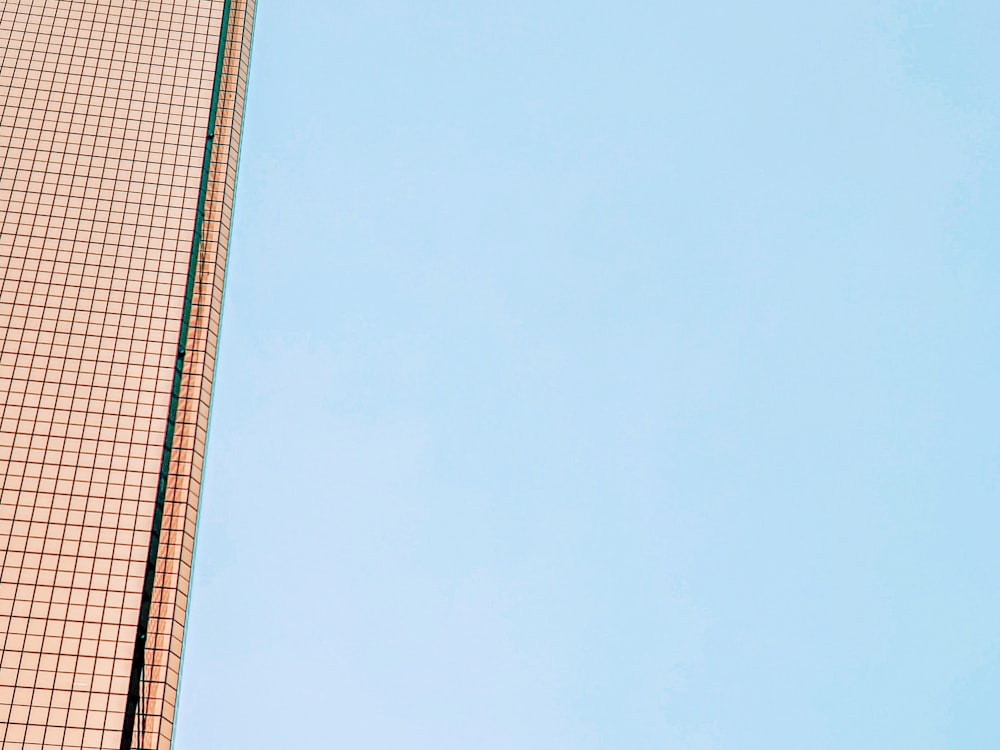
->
(175, 2, 1000, 748)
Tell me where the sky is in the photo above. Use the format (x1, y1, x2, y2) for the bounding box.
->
(175, 2, 1000, 748)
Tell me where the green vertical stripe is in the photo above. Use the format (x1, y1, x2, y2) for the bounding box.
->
(120, 2, 236, 747)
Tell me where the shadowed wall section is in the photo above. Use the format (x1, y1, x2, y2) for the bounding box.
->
(134, 4, 256, 748)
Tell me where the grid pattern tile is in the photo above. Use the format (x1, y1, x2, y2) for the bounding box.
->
(0, 2, 254, 748)
(131, 3, 255, 748)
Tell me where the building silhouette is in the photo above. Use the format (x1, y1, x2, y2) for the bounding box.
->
(0, 2, 256, 748)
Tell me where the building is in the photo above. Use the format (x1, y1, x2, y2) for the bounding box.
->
(0, 2, 256, 748)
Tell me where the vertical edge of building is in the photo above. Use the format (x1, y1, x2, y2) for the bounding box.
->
(124, 2, 257, 749)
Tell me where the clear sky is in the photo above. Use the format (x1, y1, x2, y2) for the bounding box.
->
(175, 2, 1000, 748)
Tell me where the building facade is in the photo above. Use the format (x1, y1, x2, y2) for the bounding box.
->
(0, 2, 256, 748)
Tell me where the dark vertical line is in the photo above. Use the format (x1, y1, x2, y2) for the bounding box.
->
(120, 2, 235, 747)
(172, 0, 258, 705)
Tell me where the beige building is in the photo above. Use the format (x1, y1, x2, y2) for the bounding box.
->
(0, 2, 256, 748)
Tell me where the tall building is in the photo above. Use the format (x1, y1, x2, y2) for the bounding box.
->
(0, 2, 256, 748)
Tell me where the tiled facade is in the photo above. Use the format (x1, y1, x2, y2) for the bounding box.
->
(0, 2, 255, 748)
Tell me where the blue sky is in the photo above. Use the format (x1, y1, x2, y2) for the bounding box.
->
(176, 2, 1000, 747)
